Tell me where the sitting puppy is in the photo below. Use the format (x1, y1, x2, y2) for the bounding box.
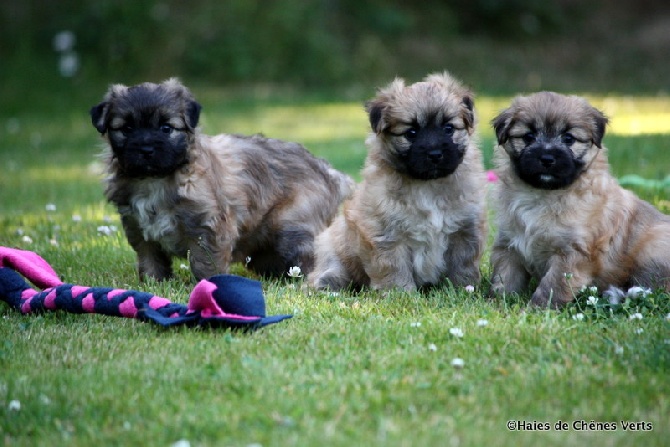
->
(91, 79, 353, 281)
(309, 72, 487, 291)
(490, 91, 670, 307)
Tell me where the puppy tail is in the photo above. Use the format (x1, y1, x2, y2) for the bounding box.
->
(330, 169, 355, 201)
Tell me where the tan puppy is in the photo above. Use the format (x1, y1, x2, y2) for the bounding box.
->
(309, 72, 487, 291)
(91, 78, 353, 281)
(490, 91, 670, 307)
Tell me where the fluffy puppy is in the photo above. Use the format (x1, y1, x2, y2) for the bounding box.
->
(490, 91, 670, 307)
(91, 78, 353, 281)
(309, 72, 487, 291)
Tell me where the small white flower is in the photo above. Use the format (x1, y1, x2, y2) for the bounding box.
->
(586, 296, 598, 306)
(634, 328, 644, 334)
(171, 441, 190, 447)
(572, 313, 584, 321)
(564, 272, 573, 279)
(97, 225, 117, 236)
(427, 343, 437, 352)
(21, 235, 33, 244)
(72, 214, 82, 222)
(666, 314, 670, 321)
(39, 394, 51, 405)
(629, 312, 643, 320)
(476, 319, 489, 327)
(245, 256, 252, 266)
(49, 238, 58, 247)
(45, 203, 56, 211)
(627, 287, 651, 299)
(464, 285, 475, 293)
(122, 421, 131, 431)
(328, 292, 340, 297)
(15, 228, 24, 236)
(579, 285, 587, 292)
(179, 263, 189, 270)
(287, 266, 303, 278)
(410, 322, 422, 328)
(451, 358, 465, 369)
(53, 30, 76, 52)
(449, 327, 464, 338)
(8, 400, 21, 411)
(614, 345, 624, 355)
(588, 286, 598, 293)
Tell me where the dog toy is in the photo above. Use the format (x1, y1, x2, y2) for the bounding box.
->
(0, 246, 291, 329)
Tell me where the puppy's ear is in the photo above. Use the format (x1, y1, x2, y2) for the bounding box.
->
(492, 109, 513, 145)
(462, 94, 475, 129)
(90, 102, 110, 134)
(185, 100, 202, 129)
(365, 98, 387, 134)
(590, 107, 608, 148)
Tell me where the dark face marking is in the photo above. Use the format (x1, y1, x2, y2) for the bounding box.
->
(90, 83, 202, 178)
(392, 121, 466, 180)
(511, 131, 586, 190)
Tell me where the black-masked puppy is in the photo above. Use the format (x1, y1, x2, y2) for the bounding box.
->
(309, 72, 487, 291)
(490, 91, 670, 308)
(91, 78, 353, 281)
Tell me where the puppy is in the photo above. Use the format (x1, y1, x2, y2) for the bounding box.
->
(490, 91, 670, 308)
(90, 78, 353, 281)
(309, 72, 487, 291)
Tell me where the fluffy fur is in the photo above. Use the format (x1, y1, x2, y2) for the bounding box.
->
(309, 72, 487, 291)
(490, 91, 670, 307)
(91, 79, 353, 280)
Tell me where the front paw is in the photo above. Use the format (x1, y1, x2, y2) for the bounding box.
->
(530, 286, 571, 309)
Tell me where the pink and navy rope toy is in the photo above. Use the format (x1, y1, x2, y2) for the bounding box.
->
(0, 247, 291, 329)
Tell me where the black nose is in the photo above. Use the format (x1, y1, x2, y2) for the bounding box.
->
(139, 146, 155, 156)
(540, 154, 555, 167)
(428, 150, 443, 164)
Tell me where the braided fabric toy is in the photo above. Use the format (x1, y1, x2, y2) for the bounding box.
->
(0, 247, 291, 329)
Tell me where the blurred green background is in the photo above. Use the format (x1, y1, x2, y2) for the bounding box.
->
(2, 0, 670, 108)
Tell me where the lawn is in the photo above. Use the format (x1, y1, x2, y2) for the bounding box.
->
(1, 86, 669, 447)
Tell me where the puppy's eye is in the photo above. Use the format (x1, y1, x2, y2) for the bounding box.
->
(562, 133, 575, 145)
(404, 128, 418, 141)
(121, 125, 134, 135)
(444, 123, 455, 135)
(522, 133, 536, 145)
(160, 124, 173, 134)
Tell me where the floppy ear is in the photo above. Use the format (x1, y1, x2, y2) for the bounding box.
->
(90, 102, 110, 134)
(492, 109, 513, 145)
(462, 94, 475, 129)
(185, 100, 202, 129)
(365, 99, 387, 134)
(591, 107, 608, 148)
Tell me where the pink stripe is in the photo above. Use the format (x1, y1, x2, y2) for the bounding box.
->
(21, 300, 32, 313)
(21, 288, 37, 300)
(70, 286, 89, 298)
(44, 289, 57, 309)
(200, 308, 259, 321)
(148, 296, 171, 309)
(188, 279, 259, 320)
(107, 289, 125, 300)
(118, 297, 137, 318)
(82, 293, 95, 313)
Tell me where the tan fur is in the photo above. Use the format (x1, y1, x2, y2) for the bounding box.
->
(490, 92, 670, 308)
(309, 72, 487, 291)
(94, 79, 353, 280)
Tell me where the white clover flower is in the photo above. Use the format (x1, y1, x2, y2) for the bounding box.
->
(179, 263, 189, 270)
(45, 203, 56, 211)
(245, 256, 252, 266)
(586, 296, 598, 306)
(97, 225, 117, 236)
(8, 400, 20, 411)
(103, 215, 113, 223)
(564, 272, 573, 280)
(476, 319, 489, 327)
(72, 214, 82, 222)
(451, 358, 465, 369)
(634, 328, 644, 334)
(287, 266, 303, 278)
(49, 238, 58, 247)
(21, 235, 33, 244)
(614, 345, 624, 355)
(53, 30, 76, 52)
(572, 313, 584, 321)
(428, 343, 437, 352)
(627, 287, 651, 299)
(449, 327, 464, 338)
(588, 286, 598, 294)
(629, 312, 643, 320)
(171, 440, 191, 447)
(410, 322, 422, 328)
(464, 285, 475, 293)
(666, 314, 670, 321)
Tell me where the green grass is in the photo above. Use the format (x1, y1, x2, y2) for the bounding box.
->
(1, 91, 669, 447)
